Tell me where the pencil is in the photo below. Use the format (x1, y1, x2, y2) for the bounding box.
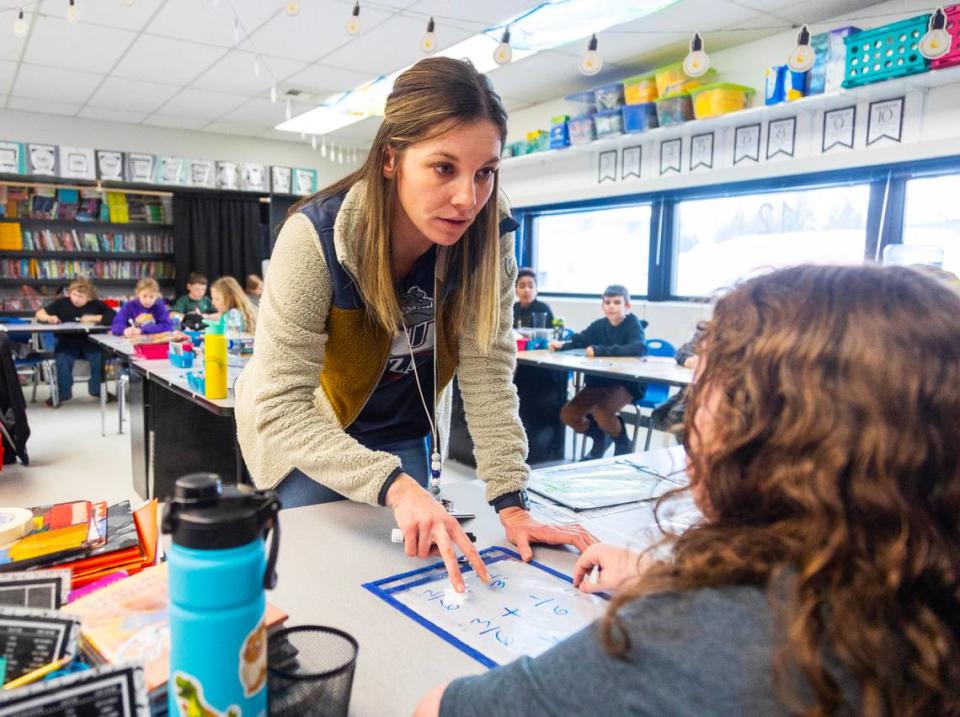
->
(3, 656, 73, 690)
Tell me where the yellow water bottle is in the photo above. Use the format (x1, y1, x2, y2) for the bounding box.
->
(204, 318, 228, 400)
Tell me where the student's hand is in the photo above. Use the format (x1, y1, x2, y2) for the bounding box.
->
(683, 355, 699, 369)
(45, 315, 61, 324)
(123, 327, 142, 338)
(498, 508, 597, 562)
(584, 346, 595, 358)
(386, 474, 490, 593)
(548, 340, 563, 351)
(413, 682, 449, 717)
(573, 543, 648, 594)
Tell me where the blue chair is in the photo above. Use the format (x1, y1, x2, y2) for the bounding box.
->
(2, 317, 59, 405)
(632, 338, 676, 451)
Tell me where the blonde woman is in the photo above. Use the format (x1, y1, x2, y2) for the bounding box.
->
(236, 57, 593, 592)
(35, 278, 115, 406)
(211, 276, 257, 334)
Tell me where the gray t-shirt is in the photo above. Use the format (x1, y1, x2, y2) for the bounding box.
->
(440, 585, 803, 716)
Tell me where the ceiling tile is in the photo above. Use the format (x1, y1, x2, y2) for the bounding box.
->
(246, 3, 395, 63)
(0, 60, 16, 96)
(762, 0, 881, 26)
(38, 0, 165, 30)
(219, 97, 312, 127)
(154, 88, 249, 120)
(283, 63, 379, 97)
(326, 116, 383, 142)
(191, 51, 307, 96)
(410, 0, 543, 27)
(7, 96, 80, 116)
(201, 121, 266, 138)
(11, 64, 103, 104)
(79, 105, 150, 123)
(255, 128, 306, 143)
(486, 51, 623, 104)
(143, 114, 210, 130)
(316, 14, 474, 74)
(0, 12, 29, 61)
(112, 35, 227, 85)
(23, 14, 137, 73)
(146, 0, 280, 48)
(86, 76, 182, 113)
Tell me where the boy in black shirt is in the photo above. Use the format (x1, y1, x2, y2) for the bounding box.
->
(513, 268, 554, 329)
(550, 284, 646, 458)
(35, 278, 115, 406)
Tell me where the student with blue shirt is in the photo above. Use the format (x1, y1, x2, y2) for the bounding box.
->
(416, 265, 960, 717)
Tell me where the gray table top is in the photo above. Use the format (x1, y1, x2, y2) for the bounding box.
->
(271, 446, 693, 716)
(89, 332, 137, 357)
(0, 321, 111, 334)
(131, 358, 241, 416)
(517, 349, 694, 388)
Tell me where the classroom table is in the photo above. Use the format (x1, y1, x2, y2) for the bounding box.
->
(516, 349, 694, 389)
(0, 321, 111, 336)
(91, 331, 249, 500)
(270, 445, 692, 717)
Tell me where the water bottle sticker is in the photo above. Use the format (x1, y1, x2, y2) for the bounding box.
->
(239, 619, 267, 698)
(173, 672, 241, 717)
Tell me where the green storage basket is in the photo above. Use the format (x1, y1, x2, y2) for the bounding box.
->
(842, 15, 930, 87)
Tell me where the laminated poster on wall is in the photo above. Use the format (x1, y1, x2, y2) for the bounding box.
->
(0, 141, 26, 175)
(270, 166, 291, 194)
(96, 150, 126, 181)
(26, 143, 59, 177)
(241, 163, 266, 192)
(187, 159, 214, 188)
(363, 546, 609, 668)
(57, 147, 96, 180)
(293, 167, 317, 196)
(216, 161, 239, 190)
(690, 132, 715, 171)
(125, 153, 155, 184)
(821, 106, 856, 153)
(155, 156, 185, 185)
(766, 117, 797, 160)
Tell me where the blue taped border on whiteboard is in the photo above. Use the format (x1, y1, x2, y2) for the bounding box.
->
(362, 546, 609, 669)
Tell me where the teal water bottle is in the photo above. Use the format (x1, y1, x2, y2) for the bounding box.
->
(162, 474, 280, 717)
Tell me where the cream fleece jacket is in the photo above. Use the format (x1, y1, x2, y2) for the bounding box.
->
(234, 184, 530, 506)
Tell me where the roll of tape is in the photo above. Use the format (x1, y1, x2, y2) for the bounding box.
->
(0, 508, 33, 544)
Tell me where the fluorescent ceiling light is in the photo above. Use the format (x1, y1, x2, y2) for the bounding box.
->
(276, 0, 677, 137)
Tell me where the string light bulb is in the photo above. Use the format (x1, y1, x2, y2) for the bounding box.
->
(285, 1, 300, 16)
(13, 8, 27, 37)
(269, 84, 277, 103)
(683, 32, 710, 77)
(66, 0, 79, 23)
(578, 33, 602, 76)
(493, 26, 512, 65)
(346, 1, 361, 35)
(321, 138, 327, 158)
(920, 8, 952, 59)
(285, 97, 292, 121)
(338, 147, 344, 164)
(253, 56, 261, 78)
(121, 0, 135, 6)
(787, 25, 816, 72)
(420, 17, 436, 53)
(311, 135, 317, 150)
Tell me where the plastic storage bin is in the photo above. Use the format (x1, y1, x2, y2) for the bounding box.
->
(569, 114, 596, 145)
(594, 82, 625, 110)
(593, 109, 624, 137)
(691, 83, 754, 119)
(564, 91, 597, 116)
(622, 103, 659, 132)
(842, 15, 931, 87)
(525, 130, 549, 153)
(169, 352, 194, 369)
(654, 63, 717, 97)
(932, 4, 960, 69)
(549, 115, 570, 149)
(133, 342, 168, 360)
(654, 93, 694, 126)
(623, 73, 658, 104)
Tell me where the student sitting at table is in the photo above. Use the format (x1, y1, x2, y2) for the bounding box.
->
(548, 284, 646, 459)
(512, 268, 566, 464)
(245, 274, 264, 308)
(417, 264, 960, 717)
(169, 272, 214, 318)
(35, 278, 115, 407)
(513, 268, 553, 329)
(210, 276, 258, 333)
(111, 278, 173, 338)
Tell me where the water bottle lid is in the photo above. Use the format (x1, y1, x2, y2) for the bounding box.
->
(162, 474, 280, 551)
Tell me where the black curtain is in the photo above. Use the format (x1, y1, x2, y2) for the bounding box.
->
(172, 193, 263, 291)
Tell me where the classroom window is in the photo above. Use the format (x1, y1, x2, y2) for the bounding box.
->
(533, 205, 651, 295)
(902, 174, 960, 274)
(672, 185, 871, 297)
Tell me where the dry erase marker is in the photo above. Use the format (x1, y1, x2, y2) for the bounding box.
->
(589, 565, 600, 585)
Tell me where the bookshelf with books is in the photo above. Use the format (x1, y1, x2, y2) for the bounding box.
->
(0, 181, 175, 316)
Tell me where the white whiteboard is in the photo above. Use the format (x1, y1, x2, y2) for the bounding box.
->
(363, 547, 608, 667)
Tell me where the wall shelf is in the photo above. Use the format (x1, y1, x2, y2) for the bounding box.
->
(0, 278, 175, 287)
(0, 251, 173, 261)
(0, 217, 173, 231)
(502, 64, 960, 169)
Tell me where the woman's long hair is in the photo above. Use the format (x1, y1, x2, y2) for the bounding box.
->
(212, 276, 257, 334)
(292, 57, 509, 350)
(604, 265, 960, 716)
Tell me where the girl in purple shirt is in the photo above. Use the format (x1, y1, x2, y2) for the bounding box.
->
(111, 277, 173, 337)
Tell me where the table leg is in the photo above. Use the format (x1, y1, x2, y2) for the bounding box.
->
(118, 373, 128, 435)
(571, 370, 584, 460)
(100, 382, 107, 437)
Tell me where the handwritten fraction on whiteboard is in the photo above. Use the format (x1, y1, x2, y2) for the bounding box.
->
(363, 547, 608, 668)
